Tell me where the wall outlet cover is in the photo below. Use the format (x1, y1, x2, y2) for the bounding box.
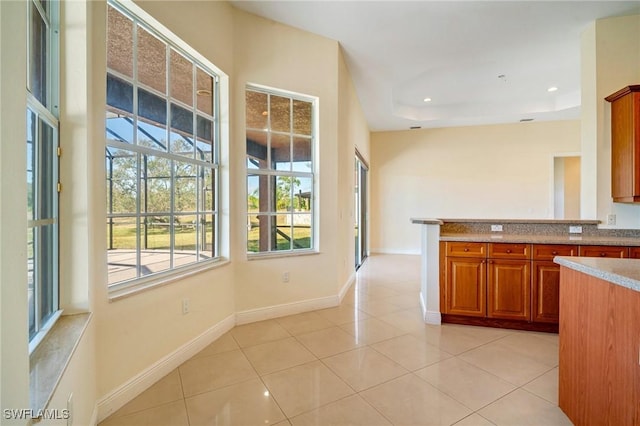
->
(491, 224, 503, 232)
(569, 225, 583, 234)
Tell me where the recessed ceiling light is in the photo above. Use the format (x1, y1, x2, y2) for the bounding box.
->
(423, 97, 432, 103)
(196, 89, 212, 96)
(548, 86, 558, 92)
(410, 126, 422, 129)
(520, 118, 535, 122)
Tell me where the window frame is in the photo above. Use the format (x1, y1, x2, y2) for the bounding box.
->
(105, 0, 226, 298)
(245, 84, 318, 257)
(27, 0, 61, 353)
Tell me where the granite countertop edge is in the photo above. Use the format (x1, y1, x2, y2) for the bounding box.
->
(440, 233, 640, 246)
(437, 218, 601, 225)
(554, 257, 640, 293)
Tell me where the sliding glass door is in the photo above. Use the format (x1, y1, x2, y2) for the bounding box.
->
(355, 153, 368, 269)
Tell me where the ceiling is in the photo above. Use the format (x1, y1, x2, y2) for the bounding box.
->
(231, 1, 640, 131)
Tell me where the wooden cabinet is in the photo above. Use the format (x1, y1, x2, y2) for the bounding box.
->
(532, 245, 577, 324)
(445, 256, 486, 317)
(487, 258, 530, 320)
(578, 245, 628, 258)
(605, 85, 640, 203)
(630, 246, 640, 258)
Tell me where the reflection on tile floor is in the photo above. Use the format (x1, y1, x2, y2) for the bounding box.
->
(99, 254, 571, 426)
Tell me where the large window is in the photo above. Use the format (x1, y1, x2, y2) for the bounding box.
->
(106, 1, 221, 290)
(27, 0, 60, 350)
(246, 86, 316, 254)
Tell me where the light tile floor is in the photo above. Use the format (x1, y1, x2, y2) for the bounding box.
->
(100, 254, 572, 426)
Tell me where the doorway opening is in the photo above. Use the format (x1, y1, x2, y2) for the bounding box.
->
(553, 155, 581, 219)
(355, 152, 368, 270)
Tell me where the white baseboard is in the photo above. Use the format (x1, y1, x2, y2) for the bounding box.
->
(235, 295, 339, 325)
(96, 313, 235, 423)
(419, 291, 441, 325)
(338, 273, 355, 303)
(89, 404, 98, 426)
(370, 248, 421, 255)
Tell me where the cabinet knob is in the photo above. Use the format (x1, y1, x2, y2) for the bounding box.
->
(506, 249, 512, 253)
(464, 248, 469, 252)
(600, 253, 607, 257)
(552, 251, 558, 255)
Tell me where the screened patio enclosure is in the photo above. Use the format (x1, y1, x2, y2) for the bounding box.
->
(105, 3, 219, 286)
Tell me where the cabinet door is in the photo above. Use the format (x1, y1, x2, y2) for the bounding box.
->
(445, 257, 486, 317)
(487, 259, 530, 321)
(629, 246, 640, 259)
(532, 244, 578, 261)
(532, 261, 560, 324)
(578, 245, 628, 258)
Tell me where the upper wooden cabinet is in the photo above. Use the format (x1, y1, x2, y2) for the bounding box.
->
(605, 85, 640, 202)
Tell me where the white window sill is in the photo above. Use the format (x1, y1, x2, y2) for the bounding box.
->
(30, 313, 92, 412)
(108, 258, 230, 302)
(247, 250, 319, 261)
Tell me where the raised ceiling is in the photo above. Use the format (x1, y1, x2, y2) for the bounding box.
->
(231, 1, 640, 131)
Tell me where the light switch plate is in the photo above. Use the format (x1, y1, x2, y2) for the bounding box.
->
(491, 224, 503, 232)
(569, 225, 582, 234)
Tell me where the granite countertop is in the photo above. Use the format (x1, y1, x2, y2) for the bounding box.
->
(554, 256, 640, 293)
(440, 233, 640, 246)
(437, 218, 601, 225)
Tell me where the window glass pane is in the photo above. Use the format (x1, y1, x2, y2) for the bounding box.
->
(196, 67, 213, 116)
(107, 218, 139, 284)
(294, 177, 312, 212)
(247, 174, 262, 213)
(273, 214, 291, 251)
(170, 104, 194, 157)
(137, 25, 166, 93)
(246, 91, 268, 129)
(27, 110, 36, 221)
(106, 110, 135, 144)
(108, 148, 137, 214)
(293, 99, 312, 135)
(247, 130, 268, 170)
(142, 156, 171, 213)
(272, 133, 291, 171)
(170, 49, 193, 107)
(36, 119, 55, 220)
(107, 5, 133, 78)
(175, 162, 196, 212)
(37, 224, 56, 323)
(28, 227, 36, 338)
(198, 213, 214, 259)
(270, 95, 291, 132)
(273, 176, 293, 212)
(174, 214, 197, 267)
(29, 2, 48, 105)
(142, 215, 171, 277)
(137, 119, 167, 150)
(292, 136, 312, 172)
(247, 214, 268, 253)
(202, 167, 215, 212)
(196, 116, 213, 163)
(293, 214, 312, 249)
(107, 74, 134, 114)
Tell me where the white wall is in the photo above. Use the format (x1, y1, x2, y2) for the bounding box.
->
(370, 121, 581, 253)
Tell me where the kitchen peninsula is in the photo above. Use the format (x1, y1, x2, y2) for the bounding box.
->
(411, 218, 640, 331)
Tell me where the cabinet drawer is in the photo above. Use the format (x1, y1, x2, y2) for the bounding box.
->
(532, 244, 578, 261)
(629, 247, 640, 259)
(578, 245, 628, 258)
(446, 242, 487, 258)
(488, 243, 530, 259)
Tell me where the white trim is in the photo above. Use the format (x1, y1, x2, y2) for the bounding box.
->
(370, 248, 421, 255)
(89, 404, 99, 426)
(96, 313, 235, 422)
(338, 272, 355, 303)
(235, 295, 338, 325)
(420, 292, 442, 325)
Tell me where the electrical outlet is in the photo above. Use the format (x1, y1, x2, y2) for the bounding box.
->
(607, 214, 616, 225)
(282, 271, 290, 283)
(490, 224, 503, 232)
(569, 225, 582, 234)
(182, 298, 190, 315)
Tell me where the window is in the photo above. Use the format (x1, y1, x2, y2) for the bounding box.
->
(106, 1, 221, 291)
(245, 86, 316, 254)
(27, 0, 60, 350)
